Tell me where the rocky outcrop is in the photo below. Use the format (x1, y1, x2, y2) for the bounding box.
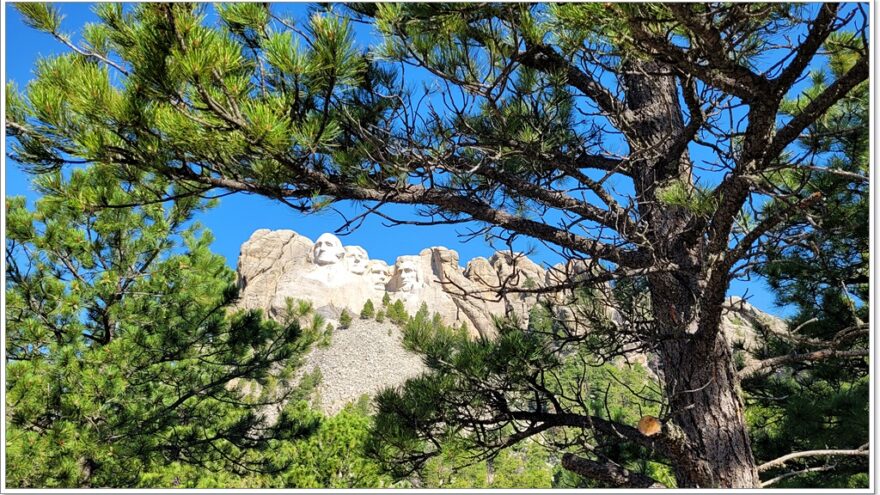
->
(464, 252, 546, 330)
(235, 229, 784, 414)
(235, 229, 314, 311)
(236, 229, 781, 343)
(235, 230, 542, 337)
(722, 296, 788, 352)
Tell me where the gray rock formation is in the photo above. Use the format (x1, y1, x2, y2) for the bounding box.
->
(236, 229, 780, 342)
(236, 230, 523, 337)
(464, 252, 546, 331)
(235, 229, 783, 414)
(235, 229, 313, 311)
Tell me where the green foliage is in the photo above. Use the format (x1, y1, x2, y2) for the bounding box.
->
(318, 323, 334, 348)
(4, 164, 405, 489)
(419, 439, 553, 488)
(746, 35, 869, 488)
(401, 303, 466, 354)
(259, 404, 396, 488)
(338, 309, 353, 329)
(129, 401, 396, 488)
(382, 292, 391, 307)
(375, 309, 385, 323)
(5, 166, 317, 488)
(360, 299, 376, 319)
(386, 299, 409, 325)
(8, 3, 389, 190)
(762, 36, 868, 317)
(16, 3, 62, 33)
(372, 311, 665, 487)
(656, 179, 717, 217)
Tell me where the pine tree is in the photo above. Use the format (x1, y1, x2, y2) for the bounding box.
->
(339, 309, 353, 329)
(7, 3, 867, 488)
(360, 299, 376, 319)
(744, 35, 869, 488)
(5, 165, 318, 488)
(388, 300, 408, 326)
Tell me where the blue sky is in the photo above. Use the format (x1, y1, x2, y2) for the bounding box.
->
(4, 3, 816, 317)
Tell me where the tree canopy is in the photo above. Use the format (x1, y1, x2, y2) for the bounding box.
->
(6, 2, 870, 488)
(5, 163, 322, 486)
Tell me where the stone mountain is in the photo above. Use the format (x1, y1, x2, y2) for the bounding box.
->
(235, 229, 785, 414)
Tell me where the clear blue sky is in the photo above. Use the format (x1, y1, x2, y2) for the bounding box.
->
(4, 3, 813, 317)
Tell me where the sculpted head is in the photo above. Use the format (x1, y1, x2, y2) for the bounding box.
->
(393, 256, 422, 293)
(313, 233, 345, 266)
(344, 246, 369, 275)
(366, 260, 391, 291)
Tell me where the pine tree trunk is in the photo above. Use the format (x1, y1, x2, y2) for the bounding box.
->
(623, 61, 761, 487)
(645, 247, 760, 487)
(656, 325, 761, 487)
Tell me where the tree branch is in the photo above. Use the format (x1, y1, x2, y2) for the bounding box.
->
(757, 444, 869, 472)
(725, 191, 824, 266)
(51, 31, 130, 76)
(766, 164, 869, 183)
(739, 348, 869, 380)
(508, 410, 692, 467)
(760, 464, 836, 487)
(626, 9, 768, 101)
(561, 453, 666, 488)
(168, 165, 650, 268)
(517, 44, 630, 125)
(772, 3, 841, 94)
(463, 160, 639, 235)
(766, 55, 868, 164)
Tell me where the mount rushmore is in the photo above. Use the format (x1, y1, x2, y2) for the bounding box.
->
(234, 229, 782, 413)
(233, 228, 615, 413)
(235, 228, 559, 338)
(236, 229, 780, 346)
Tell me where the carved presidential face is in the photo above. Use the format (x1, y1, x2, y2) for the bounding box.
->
(313, 233, 345, 266)
(344, 246, 368, 275)
(395, 258, 421, 292)
(366, 260, 390, 291)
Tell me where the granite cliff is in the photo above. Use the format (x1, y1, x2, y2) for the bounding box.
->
(235, 229, 785, 414)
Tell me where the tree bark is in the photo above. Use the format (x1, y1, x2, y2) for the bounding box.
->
(656, 333, 761, 487)
(562, 453, 666, 488)
(621, 61, 761, 488)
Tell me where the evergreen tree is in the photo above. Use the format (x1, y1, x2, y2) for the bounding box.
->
(743, 35, 869, 488)
(372, 304, 671, 488)
(5, 166, 317, 487)
(387, 300, 408, 326)
(418, 439, 554, 488)
(338, 309, 353, 329)
(7, 3, 868, 487)
(136, 401, 397, 488)
(262, 404, 396, 488)
(360, 299, 376, 319)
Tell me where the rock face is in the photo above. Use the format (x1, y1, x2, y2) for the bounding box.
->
(236, 230, 543, 337)
(464, 252, 546, 330)
(236, 229, 782, 342)
(236, 229, 314, 312)
(235, 229, 784, 414)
